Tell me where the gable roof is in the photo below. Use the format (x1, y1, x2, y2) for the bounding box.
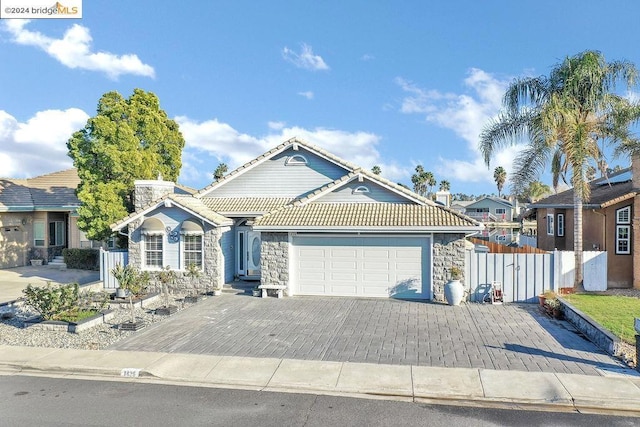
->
(0, 169, 80, 212)
(531, 167, 636, 209)
(465, 196, 513, 209)
(292, 168, 433, 207)
(110, 193, 233, 232)
(195, 137, 357, 198)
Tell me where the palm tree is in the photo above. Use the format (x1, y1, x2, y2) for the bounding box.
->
(480, 51, 639, 290)
(524, 181, 551, 203)
(439, 180, 451, 192)
(493, 166, 507, 197)
(213, 163, 228, 180)
(411, 165, 427, 196)
(371, 165, 382, 175)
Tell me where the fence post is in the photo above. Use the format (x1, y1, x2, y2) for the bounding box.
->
(552, 249, 559, 292)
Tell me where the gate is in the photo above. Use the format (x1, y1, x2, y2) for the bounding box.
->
(100, 248, 128, 289)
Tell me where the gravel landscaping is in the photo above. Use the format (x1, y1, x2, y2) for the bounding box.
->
(0, 294, 195, 350)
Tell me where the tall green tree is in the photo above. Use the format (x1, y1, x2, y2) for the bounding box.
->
(493, 166, 507, 197)
(68, 89, 185, 241)
(480, 51, 639, 290)
(439, 180, 450, 191)
(371, 165, 382, 175)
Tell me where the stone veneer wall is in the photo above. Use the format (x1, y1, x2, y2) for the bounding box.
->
(432, 233, 466, 302)
(128, 222, 223, 293)
(260, 232, 289, 291)
(134, 180, 175, 210)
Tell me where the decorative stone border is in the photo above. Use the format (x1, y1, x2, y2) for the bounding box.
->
(23, 310, 115, 333)
(107, 292, 161, 310)
(558, 297, 622, 356)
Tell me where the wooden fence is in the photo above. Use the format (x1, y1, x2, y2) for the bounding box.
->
(469, 237, 548, 254)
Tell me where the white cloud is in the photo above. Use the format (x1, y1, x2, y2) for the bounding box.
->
(0, 108, 89, 178)
(397, 69, 526, 186)
(361, 54, 375, 61)
(282, 43, 329, 71)
(267, 121, 286, 130)
(174, 116, 409, 184)
(2, 20, 155, 79)
(298, 91, 314, 100)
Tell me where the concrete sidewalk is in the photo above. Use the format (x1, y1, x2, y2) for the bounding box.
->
(1, 345, 639, 416)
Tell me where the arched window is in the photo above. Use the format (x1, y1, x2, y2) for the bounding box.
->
(141, 218, 164, 268)
(181, 219, 204, 269)
(285, 154, 308, 166)
(353, 185, 370, 194)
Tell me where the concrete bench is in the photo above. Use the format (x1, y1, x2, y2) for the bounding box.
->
(257, 284, 287, 298)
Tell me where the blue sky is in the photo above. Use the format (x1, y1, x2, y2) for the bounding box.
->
(1, 0, 639, 195)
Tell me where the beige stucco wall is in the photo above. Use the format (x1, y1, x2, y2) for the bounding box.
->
(0, 213, 31, 268)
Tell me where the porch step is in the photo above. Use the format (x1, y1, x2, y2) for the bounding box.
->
(47, 255, 67, 270)
(222, 280, 257, 295)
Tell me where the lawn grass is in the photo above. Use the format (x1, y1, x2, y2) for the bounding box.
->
(562, 294, 640, 344)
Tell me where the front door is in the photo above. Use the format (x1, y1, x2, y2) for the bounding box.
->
(237, 228, 261, 278)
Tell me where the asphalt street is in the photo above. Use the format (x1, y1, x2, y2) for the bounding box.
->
(1, 375, 638, 427)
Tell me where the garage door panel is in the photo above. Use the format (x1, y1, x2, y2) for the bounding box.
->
(293, 236, 430, 299)
(331, 261, 357, 269)
(330, 285, 358, 295)
(363, 261, 389, 270)
(331, 248, 357, 258)
(299, 259, 325, 269)
(363, 248, 390, 258)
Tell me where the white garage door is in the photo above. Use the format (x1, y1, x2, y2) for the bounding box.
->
(292, 235, 430, 299)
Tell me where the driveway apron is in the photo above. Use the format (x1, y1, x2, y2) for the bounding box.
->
(109, 294, 626, 376)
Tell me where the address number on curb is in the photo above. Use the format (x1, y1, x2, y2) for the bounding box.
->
(121, 368, 141, 378)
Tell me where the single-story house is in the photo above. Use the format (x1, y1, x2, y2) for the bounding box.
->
(111, 137, 483, 300)
(0, 169, 88, 268)
(530, 156, 640, 289)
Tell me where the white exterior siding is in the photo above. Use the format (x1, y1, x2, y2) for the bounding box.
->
(202, 148, 348, 198)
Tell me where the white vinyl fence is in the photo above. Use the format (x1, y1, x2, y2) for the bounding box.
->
(100, 248, 128, 289)
(465, 250, 607, 303)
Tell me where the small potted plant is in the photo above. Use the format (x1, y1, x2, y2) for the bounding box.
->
(29, 248, 44, 266)
(543, 292, 562, 319)
(444, 266, 464, 306)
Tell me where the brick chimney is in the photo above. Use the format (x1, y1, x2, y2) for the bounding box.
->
(134, 177, 175, 210)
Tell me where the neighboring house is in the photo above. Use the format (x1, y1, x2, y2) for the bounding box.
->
(463, 196, 520, 223)
(111, 138, 483, 300)
(530, 158, 640, 289)
(0, 169, 85, 268)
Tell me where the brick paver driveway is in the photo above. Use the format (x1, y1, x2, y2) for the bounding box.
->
(110, 294, 627, 376)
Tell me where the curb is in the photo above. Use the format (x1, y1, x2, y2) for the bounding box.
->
(2, 361, 640, 417)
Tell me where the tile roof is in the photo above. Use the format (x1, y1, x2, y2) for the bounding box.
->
(201, 197, 294, 214)
(110, 193, 233, 231)
(0, 169, 80, 211)
(253, 203, 482, 229)
(531, 169, 636, 208)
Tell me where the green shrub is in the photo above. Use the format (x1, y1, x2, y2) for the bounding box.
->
(62, 248, 99, 270)
(23, 282, 79, 320)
